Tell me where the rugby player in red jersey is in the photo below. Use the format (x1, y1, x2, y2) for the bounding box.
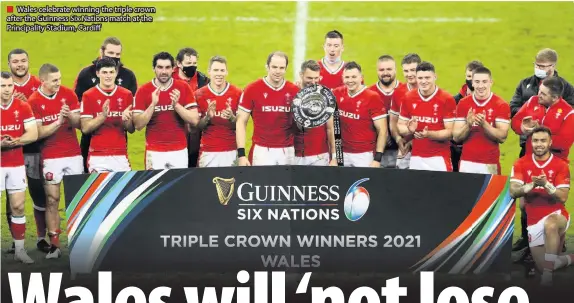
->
(294, 60, 337, 166)
(195, 56, 242, 167)
(510, 126, 574, 286)
(397, 61, 457, 171)
(453, 67, 510, 174)
(318, 30, 345, 90)
(451, 60, 484, 172)
(28, 64, 82, 259)
(390, 53, 421, 169)
(369, 55, 407, 168)
(511, 76, 574, 161)
(6, 48, 48, 253)
(80, 57, 134, 172)
(1, 71, 38, 263)
(236, 51, 300, 166)
(333, 62, 388, 167)
(133, 52, 199, 170)
(454, 60, 484, 103)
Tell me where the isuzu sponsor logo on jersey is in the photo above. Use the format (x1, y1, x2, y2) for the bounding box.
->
(339, 109, 360, 119)
(41, 114, 60, 122)
(1, 124, 21, 131)
(414, 116, 439, 124)
(262, 105, 291, 113)
(106, 111, 124, 117)
(154, 105, 174, 112)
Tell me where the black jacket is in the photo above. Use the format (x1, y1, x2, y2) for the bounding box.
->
(196, 71, 209, 89)
(74, 58, 138, 101)
(509, 71, 574, 147)
(510, 71, 574, 117)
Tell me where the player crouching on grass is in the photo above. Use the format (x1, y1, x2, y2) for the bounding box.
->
(510, 126, 574, 286)
(80, 58, 135, 172)
(1, 71, 38, 263)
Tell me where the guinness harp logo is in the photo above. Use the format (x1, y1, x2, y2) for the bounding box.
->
(213, 177, 236, 206)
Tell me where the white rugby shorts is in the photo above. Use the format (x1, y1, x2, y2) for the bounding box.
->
(146, 148, 188, 170)
(409, 156, 452, 172)
(42, 155, 83, 184)
(198, 150, 237, 168)
(251, 145, 295, 166)
(0, 165, 27, 194)
(527, 210, 570, 248)
(294, 153, 330, 166)
(459, 160, 500, 175)
(343, 151, 374, 167)
(88, 155, 131, 173)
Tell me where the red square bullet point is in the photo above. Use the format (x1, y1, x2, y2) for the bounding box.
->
(7, 6, 14, 13)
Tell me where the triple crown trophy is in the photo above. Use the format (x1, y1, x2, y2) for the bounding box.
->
(291, 84, 343, 166)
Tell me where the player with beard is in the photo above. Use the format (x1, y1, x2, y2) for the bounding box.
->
(28, 64, 82, 258)
(510, 79, 573, 266)
(80, 58, 135, 172)
(195, 56, 242, 167)
(133, 52, 199, 170)
(294, 60, 337, 166)
(510, 126, 574, 286)
(333, 62, 388, 167)
(236, 51, 300, 166)
(511, 76, 574, 161)
(453, 67, 510, 174)
(369, 55, 408, 168)
(389, 53, 422, 169)
(1, 71, 38, 263)
(5, 49, 49, 254)
(318, 30, 346, 89)
(397, 61, 457, 171)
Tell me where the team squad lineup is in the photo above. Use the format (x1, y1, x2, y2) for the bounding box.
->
(1, 30, 574, 286)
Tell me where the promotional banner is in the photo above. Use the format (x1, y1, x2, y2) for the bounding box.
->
(63, 167, 514, 276)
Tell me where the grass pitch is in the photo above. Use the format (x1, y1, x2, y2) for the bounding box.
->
(1, 1, 573, 277)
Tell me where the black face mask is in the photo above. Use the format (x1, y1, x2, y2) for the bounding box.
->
(182, 65, 197, 78)
(105, 56, 121, 67)
(466, 79, 474, 91)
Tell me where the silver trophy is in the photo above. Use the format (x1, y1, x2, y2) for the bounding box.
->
(292, 84, 337, 129)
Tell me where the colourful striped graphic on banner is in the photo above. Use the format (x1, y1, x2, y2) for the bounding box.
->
(411, 175, 515, 274)
(66, 170, 190, 275)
